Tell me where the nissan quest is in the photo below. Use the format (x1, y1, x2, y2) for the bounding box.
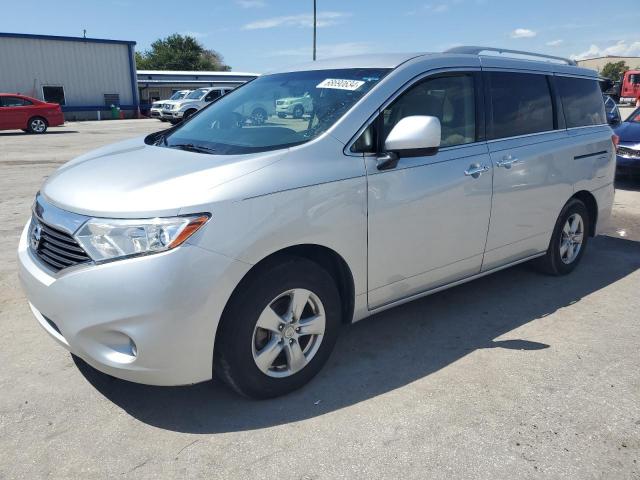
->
(18, 47, 616, 398)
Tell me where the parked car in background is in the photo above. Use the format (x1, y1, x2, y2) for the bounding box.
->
(604, 95, 621, 125)
(276, 92, 313, 118)
(0, 93, 64, 133)
(614, 107, 640, 176)
(162, 87, 234, 124)
(150, 90, 191, 121)
(18, 47, 615, 398)
(620, 70, 640, 105)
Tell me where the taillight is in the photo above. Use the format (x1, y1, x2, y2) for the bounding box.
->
(612, 134, 620, 148)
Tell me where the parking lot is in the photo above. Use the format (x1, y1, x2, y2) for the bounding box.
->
(0, 119, 638, 479)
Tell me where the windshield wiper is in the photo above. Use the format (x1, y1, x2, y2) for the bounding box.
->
(167, 143, 217, 154)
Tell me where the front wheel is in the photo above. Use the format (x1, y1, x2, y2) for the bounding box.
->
(292, 105, 304, 119)
(215, 257, 341, 398)
(534, 199, 590, 275)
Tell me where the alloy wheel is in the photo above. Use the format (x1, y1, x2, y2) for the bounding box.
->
(560, 213, 584, 264)
(31, 119, 46, 133)
(251, 288, 326, 378)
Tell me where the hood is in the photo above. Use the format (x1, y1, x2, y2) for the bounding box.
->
(173, 97, 203, 107)
(41, 137, 286, 218)
(615, 121, 640, 143)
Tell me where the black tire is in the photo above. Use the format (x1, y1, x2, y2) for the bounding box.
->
(169, 119, 180, 125)
(534, 199, 590, 275)
(27, 117, 48, 134)
(215, 257, 342, 399)
(183, 109, 197, 121)
(251, 108, 268, 125)
(277, 112, 287, 119)
(292, 105, 304, 119)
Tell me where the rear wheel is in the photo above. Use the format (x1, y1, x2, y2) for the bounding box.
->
(215, 257, 341, 398)
(27, 117, 48, 134)
(534, 199, 590, 275)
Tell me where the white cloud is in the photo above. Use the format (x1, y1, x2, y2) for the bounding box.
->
(407, 0, 464, 15)
(236, 0, 265, 7)
(243, 11, 350, 30)
(571, 40, 640, 60)
(546, 39, 563, 47)
(510, 28, 537, 39)
(180, 31, 208, 39)
(270, 42, 375, 58)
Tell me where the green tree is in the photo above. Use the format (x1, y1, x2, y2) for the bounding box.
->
(600, 61, 627, 80)
(135, 34, 230, 71)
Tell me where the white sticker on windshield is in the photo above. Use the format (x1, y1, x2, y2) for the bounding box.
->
(316, 79, 365, 91)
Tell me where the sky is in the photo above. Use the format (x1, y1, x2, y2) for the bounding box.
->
(2, 0, 639, 73)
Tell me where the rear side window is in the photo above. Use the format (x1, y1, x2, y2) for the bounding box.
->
(487, 72, 554, 140)
(556, 77, 606, 128)
(1, 96, 32, 107)
(205, 90, 221, 102)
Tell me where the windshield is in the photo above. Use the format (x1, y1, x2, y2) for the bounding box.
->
(170, 91, 187, 100)
(185, 88, 207, 100)
(163, 68, 389, 154)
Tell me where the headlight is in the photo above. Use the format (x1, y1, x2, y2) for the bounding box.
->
(172, 104, 180, 110)
(74, 214, 209, 262)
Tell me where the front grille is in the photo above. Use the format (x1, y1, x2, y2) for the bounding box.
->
(617, 146, 640, 159)
(31, 217, 91, 272)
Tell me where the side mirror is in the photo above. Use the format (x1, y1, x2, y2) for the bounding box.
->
(378, 116, 441, 170)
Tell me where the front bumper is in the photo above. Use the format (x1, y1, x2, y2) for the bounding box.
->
(150, 109, 163, 118)
(18, 220, 251, 386)
(276, 105, 293, 115)
(161, 110, 183, 120)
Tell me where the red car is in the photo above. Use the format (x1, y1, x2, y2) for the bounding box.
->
(0, 93, 64, 134)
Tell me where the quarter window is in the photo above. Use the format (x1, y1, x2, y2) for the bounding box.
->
(487, 72, 554, 139)
(382, 74, 476, 148)
(556, 76, 606, 128)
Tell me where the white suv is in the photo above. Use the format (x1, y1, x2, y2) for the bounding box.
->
(150, 90, 191, 121)
(163, 87, 233, 124)
(276, 92, 313, 118)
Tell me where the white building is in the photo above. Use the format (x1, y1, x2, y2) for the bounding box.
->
(0, 32, 138, 120)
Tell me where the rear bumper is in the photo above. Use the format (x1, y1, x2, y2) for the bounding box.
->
(48, 112, 65, 127)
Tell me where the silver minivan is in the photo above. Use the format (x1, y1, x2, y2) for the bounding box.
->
(19, 47, 616, 398)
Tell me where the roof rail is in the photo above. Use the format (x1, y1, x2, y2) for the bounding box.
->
(445, 46, 577, 66)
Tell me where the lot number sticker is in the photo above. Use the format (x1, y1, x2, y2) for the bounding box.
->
(316, 79, 366, 91)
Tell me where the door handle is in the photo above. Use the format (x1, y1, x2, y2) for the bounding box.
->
(464, 163, 490, 178)
(496, 154, 522, 168)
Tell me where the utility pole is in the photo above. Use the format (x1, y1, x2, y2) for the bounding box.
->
(312, 0, 317, 61)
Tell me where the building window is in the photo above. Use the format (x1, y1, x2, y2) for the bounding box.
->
(104, 93, 120, 107)
(42, 86, 66, 105)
